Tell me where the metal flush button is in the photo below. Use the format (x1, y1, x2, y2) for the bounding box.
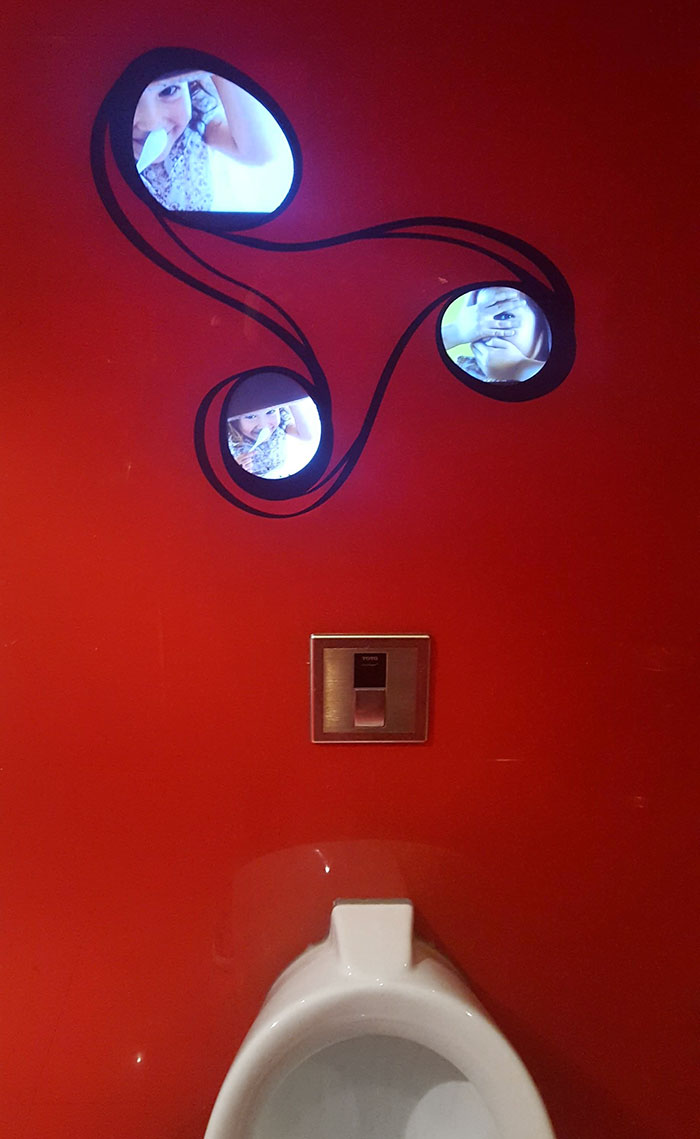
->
(353, 653, 387, 727)
(354, 688, 386, 727)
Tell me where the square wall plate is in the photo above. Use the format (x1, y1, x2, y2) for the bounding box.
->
(311, 635, 430, 743)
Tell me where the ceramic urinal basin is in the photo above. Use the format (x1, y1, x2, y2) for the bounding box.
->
(204, 899, 556, 1138)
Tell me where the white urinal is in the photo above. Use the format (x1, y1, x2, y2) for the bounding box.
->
(204, 899, 556, 1138)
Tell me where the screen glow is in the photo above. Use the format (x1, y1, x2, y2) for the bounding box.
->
(441, 287, 551, 384)
(132, 70, 294, 213)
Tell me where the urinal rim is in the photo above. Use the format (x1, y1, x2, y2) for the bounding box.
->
(204, 983, 555, 1139)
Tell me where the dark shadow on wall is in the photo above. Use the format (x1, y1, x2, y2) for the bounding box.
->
(466, 991, 668, 1139)
(173, 1110, 211, 1139)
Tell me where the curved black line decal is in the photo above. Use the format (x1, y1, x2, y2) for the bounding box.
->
(92, 48, 576, 519)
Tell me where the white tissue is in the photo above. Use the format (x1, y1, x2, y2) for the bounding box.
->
(249, 427, 272, 451)
(136, 129, 167, 174)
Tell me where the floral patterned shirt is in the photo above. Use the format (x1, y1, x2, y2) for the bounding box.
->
(140, 127, 213, 211)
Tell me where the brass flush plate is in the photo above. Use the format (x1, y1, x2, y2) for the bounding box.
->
(310, 635, 430, 743)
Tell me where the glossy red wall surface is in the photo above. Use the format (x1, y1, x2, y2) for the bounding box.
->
(4, 1, 698, 1136)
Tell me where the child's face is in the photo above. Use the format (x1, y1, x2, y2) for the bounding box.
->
(237, 406, 282, 440)
(132, 78, 193, 165)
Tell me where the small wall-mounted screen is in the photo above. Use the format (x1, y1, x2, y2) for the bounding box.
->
(224, 372, 322, 480)
(440, 287, 552, 385)
(132, 70, 294, 213)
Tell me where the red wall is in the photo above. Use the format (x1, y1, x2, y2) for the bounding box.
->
(4, 1, 698, 1136)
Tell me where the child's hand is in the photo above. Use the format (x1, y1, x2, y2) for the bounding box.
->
(234, 451, 255, 473)
(203, 76, 290, 166)
(469, 287, 527, 342)
(165, 69, 215, 87)
(442, 287, 528, 350)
